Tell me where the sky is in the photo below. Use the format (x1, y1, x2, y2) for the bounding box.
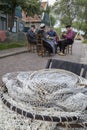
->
(42, 0, 56, 5)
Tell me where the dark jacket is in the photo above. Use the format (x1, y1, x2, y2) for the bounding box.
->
(37, 29, 47, 40)
(37, 29, 55, 54)
(27, 29, 36, 44)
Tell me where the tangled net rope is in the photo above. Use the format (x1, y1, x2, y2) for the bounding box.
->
(1, 69, 87, 128)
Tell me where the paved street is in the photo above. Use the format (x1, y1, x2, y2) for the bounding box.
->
(0, 40, 87, 130)
(0, 40, 87, 86)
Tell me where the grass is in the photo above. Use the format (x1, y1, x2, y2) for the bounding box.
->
(83, 39, 87, 44)
(0, 41, 27, 50)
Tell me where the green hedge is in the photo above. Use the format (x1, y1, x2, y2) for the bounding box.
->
(0, 41, 26, 50)
(83, 39, 87, 44)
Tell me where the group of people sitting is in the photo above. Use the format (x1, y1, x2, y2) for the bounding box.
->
(27, 23, 75, 56)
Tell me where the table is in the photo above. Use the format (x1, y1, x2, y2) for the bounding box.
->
(1, 69, 87, 128)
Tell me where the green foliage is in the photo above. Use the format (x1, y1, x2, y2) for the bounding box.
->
(83, 39, 87, 44)
(44, 4, 50, 14)
(0, 0, 41, 15)
(55, 27, 62, 35)
(0, 0, 41, 30)
(0, 41, 26, 50)
(72, 21, 87, 36)
(52, 0, 76, 25)
(54, 24, 65, 36)
(50, 15, 56, 26)
(52, 0, 87, 34)
(21, 0, 41, 16)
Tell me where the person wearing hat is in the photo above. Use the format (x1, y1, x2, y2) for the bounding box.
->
(27, 25, 37, 44)
(37, 23, 56, 55)
(57, 25, 75, 56)
(40, 23, 46, 28)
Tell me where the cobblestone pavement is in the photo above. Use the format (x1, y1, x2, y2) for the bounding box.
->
(0, 40, 87, 130)
(0, 40, 87, 86)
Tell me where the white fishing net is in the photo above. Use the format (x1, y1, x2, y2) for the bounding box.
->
(1, 69, 87, 128)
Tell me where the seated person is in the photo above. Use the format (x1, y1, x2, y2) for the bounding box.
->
(37, 23, 56, 54)
(57, 25, 75, 55)
(47, 26, 59, 53)
(27, 25, 37, 44)
(47, 26, 59, 45)
(47, 27, 57, 39)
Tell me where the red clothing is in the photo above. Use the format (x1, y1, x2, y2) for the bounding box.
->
(55, 35, 59, 43)
(65, 30, 75, 40)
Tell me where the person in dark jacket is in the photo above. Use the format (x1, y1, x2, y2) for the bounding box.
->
(37, 23, 56, 54)
(27, 25, 37, 44)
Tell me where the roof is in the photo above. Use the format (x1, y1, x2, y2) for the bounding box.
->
(22, 1, 48, 23)
(27, 15, 41, 23)
(22, 12, 41, 23)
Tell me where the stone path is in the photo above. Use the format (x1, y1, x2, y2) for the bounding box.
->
(0, 40, 87, 85)
(0, 40, 87, 130)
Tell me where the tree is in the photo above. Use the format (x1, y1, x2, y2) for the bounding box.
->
(0, 0, 41, 31)
(75, 0, 87, 34)
(52, 0, 77, 25)
(52, 0, 87, 35)
(50, 15, 56, 27)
